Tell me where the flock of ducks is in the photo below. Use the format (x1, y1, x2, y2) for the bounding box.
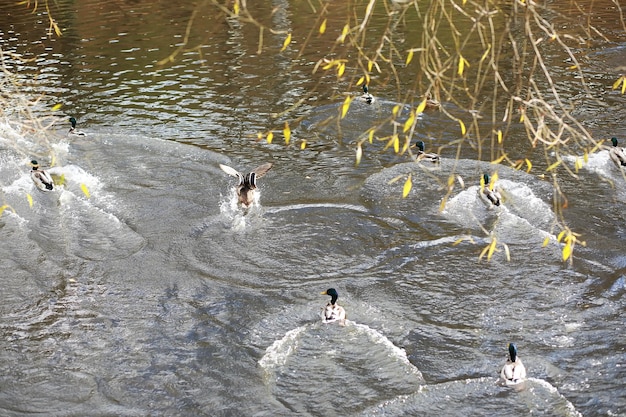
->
(29, 117, 88, 192)
(321, 288, 526, 386)
(27, 98, 622, 388)
(320, 288, 526, 386)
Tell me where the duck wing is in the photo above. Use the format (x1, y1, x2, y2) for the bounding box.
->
(219, 164, 244, 184)
(251, 163, 273, 179)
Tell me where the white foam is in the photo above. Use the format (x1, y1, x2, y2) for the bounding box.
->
(258, 324, 309, 370)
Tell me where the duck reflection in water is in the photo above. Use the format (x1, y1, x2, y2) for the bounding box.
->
(219, 162, 273, 209)
(321, 288, 346, 326)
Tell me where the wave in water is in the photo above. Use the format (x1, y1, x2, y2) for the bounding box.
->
(363, 377, 582, 416)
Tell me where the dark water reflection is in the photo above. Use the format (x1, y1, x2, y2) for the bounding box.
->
(0, 1, 625, 416)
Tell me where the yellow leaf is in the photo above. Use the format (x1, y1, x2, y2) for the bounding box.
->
(356, 143, 363, 166)
(525, 158, 532, 173)
(357, 76, 364, 86)
(403, 111, 415, 133)
(574, 157, 583, 172)
(612, 77, 622, 89)
(367, 60, 373, 72)
(400, 136, 410, 154)
(233, 0, 240, 15)
(622, 78, 626, 94)
(341, 96, 352, 119)
(568, 65, 578, 70)
(497, 130, 503, 144)
(415, 99, 427, 115)
(52, 103, 63, 111)
(546, 160, 562, 171)
(281, 33, 291, 52)
(459, 120, 466, 135)
(557, 230, 566, 242)
(283, 122, 291, 145)
(393, 135, 400, 153)
(491, 154, 507, 165)
(562, 241, 572, 261)
(300, 140, 307, 150)
(0, 204, 14, 217)
(368, 130, 375, 143)
(458, 55, 469, 76)
(583, 152, 588, 163)
(27, 193, 33, 208)
(439, 196, 448, 212)
(402, 174, 412, 198)
(337, 62, 345, 77)
(520, 113, 525, 122)
(489, 172, 499, 190)
(542, 236, 550, 247)
(392, 105, 401, 117)
(406, 50, 414, 65)
(80, 183, 90, 198)
(480, 44, 491, 64)
(487, 238, 497, 261)
(339, 24, 349, 43)
(479, 243, 490, 261)
(267, 132, 274, 144)
(319, 19, 327, 34)
(322, 60, 335, 70)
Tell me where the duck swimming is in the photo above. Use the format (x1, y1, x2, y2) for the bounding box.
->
(321, 288, 346, 325)
(360, 85, 375, 105)
(609, 137, 626, 168)
(479, 173, 501, 207)
(500, 343, 527, 386)
(68, 117, 86, 136)
(413, 140, 440, 163)
(219, 162, 273, 208)
(422, 95, 441, 110)
(30, 160, 54, 191)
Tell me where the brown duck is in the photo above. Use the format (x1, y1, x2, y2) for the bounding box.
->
(219, 162, 273, 208)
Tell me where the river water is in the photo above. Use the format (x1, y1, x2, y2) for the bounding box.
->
(0, 1, 624, 416)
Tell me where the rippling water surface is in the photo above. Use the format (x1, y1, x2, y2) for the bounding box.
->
(0, 1, 625, 416)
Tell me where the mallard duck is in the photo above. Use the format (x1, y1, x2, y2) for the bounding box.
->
(360, 85, 375, 105)
(500, 343, 527, 385)
(422, 95, 441, 110)
(479, 173, 501, 207)
(30, 160, 54, 191)
(609, 137, 626, 168)
(321, 288, 346, 325)
(413, 140, 440, 163)
(219, 162, 273, 208)
(68, 117, 86, 136)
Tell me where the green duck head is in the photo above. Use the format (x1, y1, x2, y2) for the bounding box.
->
(321, 288, 340, 305)
(508, 343, 518, 362)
